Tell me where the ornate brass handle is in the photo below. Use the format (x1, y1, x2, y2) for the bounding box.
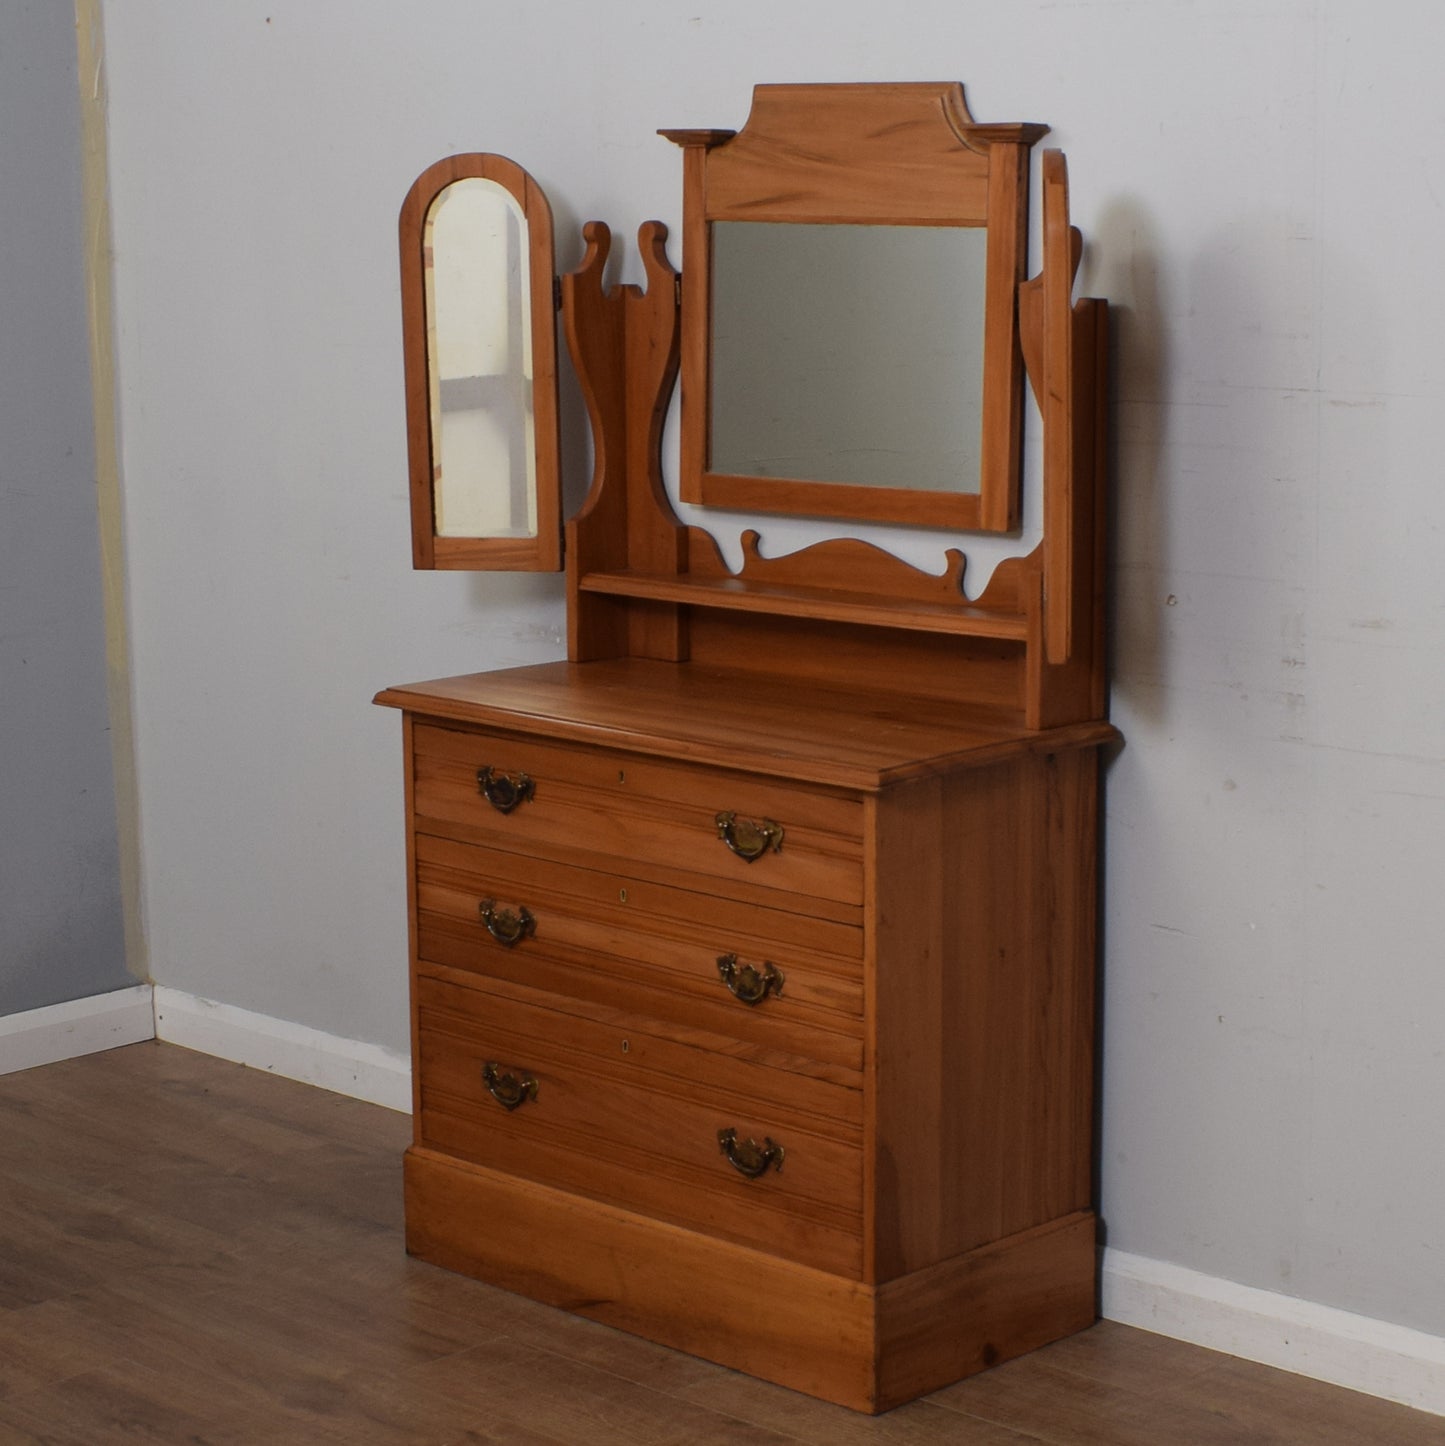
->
(717, 1127, 785, 1179)
(716, 954, 784, 1006)
(478, 899, 536, 948)
(714, 812, 783, 862)
(477, 766, 535, 814)
(482, 1061, 538, 1111)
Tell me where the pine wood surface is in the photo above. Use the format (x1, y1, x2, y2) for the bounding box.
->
(386, 671, 1115, 1403)
(410, 724, 864, 910)
(860, 751, 1098, 1284)
(416, 829, 864, 964)
(681, 609, 1030, 712)
(668, 82, 1036, 533)
(555, 85, 1109, 730)
(414, 860, 866, 1068)
(2, 1042, 1441, 1443)
(404, 1150, 1090, 1412)
(375, 659, 1118, 790)
(577, 567, 1031, 639)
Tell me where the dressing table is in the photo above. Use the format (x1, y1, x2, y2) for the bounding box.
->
(377, 82, 1114, 1413)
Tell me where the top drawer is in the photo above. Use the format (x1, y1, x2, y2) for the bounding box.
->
(411, 722, 864, 909)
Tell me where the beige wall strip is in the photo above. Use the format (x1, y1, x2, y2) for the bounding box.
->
(75, 0, 147, 982)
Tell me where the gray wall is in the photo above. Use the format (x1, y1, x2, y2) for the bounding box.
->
(97, 0, 1445, 1344)
(0, 2, 131, 1014)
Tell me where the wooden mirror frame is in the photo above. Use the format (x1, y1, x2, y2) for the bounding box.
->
(398, 153, 562, 571)
(665, 84, 1046, 533)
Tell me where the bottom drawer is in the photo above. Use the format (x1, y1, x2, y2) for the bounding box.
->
(415, 973, 863, 1277)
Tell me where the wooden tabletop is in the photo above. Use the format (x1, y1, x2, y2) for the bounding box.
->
(375, 659, 1117, 791)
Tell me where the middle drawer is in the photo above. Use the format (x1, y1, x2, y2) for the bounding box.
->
(414, 832, 865, 1076)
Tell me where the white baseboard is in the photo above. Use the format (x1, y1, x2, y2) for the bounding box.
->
(1102, 1247, 1445, 1417)
(152, 986, 411, 1113)
(0, 984, 156, 1075)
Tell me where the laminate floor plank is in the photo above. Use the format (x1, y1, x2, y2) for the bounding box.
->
(406, 1335, 809, 1445)
(671, 1371, 1045, 1445)
(0, 1042, 1439, 1445)
(1165, 1350, 1445, 1446)
(0, 1359, 245, 1446)
(927, 1339, 1445, 1446)
(1016, 1320, 1443, 1443)
(0, 1179, 234, 1310)
(928, 1357, 1271, 1446)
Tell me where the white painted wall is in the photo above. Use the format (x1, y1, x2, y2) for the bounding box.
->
(97, 0, 1445, 1343)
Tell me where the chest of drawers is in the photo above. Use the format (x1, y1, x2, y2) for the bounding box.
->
(378, 659, 1112, 1412)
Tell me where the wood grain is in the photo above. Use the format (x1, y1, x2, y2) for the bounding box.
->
(873, 1212, 1097, 1411)
(413, 980, 864, 1276)
(411, 731, 865, 908)
(684, 609, 1029, 711)
(562, 220, 688, 662)
(669, 82, 1040, 532)
(863, 749, 1100, 1282)
(414, 717, 863, 832)
(562, 222, 631, 661)
(404, 1145, 879, 1409)
(379, 82, 1120, 1421)
(694, 83, 1031, 226)
(383, 669, 1112, 1406)
(376, 659, 1118, 791)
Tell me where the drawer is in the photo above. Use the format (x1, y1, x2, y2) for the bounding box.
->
(411, 722, 864, 910)
(414, 834, 863, 1076)
(415, 973, 863, 1276)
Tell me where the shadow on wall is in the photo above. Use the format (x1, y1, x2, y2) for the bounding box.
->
(1089, 195, 1169, 730)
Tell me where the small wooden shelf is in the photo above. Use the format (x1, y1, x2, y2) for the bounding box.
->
(577, 569, 1030, 640)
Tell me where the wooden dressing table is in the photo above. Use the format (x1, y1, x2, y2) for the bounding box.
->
(378, 82, 1114, 1413)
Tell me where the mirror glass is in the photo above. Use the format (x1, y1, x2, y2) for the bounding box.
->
(425, 178, 537, 539)
(709, 221, 989, 493)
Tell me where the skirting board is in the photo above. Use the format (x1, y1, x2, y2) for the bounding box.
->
(0, 984, 155, 1075)
(152, 986, 411, 1113)
(1102, 1248, 1445, 1417)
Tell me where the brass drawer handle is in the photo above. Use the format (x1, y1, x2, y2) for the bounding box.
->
(716, 954, 784, 1006)
(482, 1061, 538, 1111)
(478, 899, 536, 947)
(717, 1127, 784, 1179)
(714, 812, 783, 862)
(477, 766, 535, 814)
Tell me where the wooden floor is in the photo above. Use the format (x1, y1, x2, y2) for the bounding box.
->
(0, 1045, 1439, 1445)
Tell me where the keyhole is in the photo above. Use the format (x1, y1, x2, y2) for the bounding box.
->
(618, 769, 626, 783)
(619, 887, 628, 904)
(621, 1039, 630, 1054)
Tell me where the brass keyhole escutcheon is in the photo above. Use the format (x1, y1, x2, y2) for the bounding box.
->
(619, 887, 628, 904)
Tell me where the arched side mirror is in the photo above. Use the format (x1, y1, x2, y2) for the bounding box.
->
(399, 154, 561, 570)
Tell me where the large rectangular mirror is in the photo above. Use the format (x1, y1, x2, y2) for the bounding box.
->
(709, 220, 989, 494)
(667, 83, 1045, 532)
